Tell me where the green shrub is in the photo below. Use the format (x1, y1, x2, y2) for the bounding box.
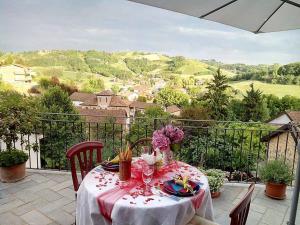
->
(201, 168, 225, 193)
(0, 150, 28, 167)
(259, 160, 293, 184)
(207, 176, 224, 193)
(205, 169, 225, 179)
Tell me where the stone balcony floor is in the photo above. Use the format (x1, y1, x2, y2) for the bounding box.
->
(0, 170, 299, 225)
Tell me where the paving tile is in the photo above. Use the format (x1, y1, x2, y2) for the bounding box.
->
(47, 209, 75, 225)
(44, 174, 70, 183)
(21, 210, 52, 225)
(1, 171, 299, 225)
(62, 201, 76, 214)
(26, 180, 58, 193)
(39, 197, 73, 214)
(0, 199, 25, 214)
(261, 208, 285, 225)
(15, 190, 41, 203)
(37, 189, 63, 202)
(9, 180, 39, 194)
(12, 198, 49, 216)
(57, 188, 75, 200)
(50, 180, 73, 192)
(0, 212, 27, 225)
(0, 195, 14, 205)
(246, 210, 263, 225)
(27, 173, 50, 184)
(250, 203, 267, 214)
(13, 202, 36, 216)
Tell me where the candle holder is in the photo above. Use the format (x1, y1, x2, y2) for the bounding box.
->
(119, 159, 132, 181)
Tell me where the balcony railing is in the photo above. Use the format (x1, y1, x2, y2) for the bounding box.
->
(0, 113, 298, 185)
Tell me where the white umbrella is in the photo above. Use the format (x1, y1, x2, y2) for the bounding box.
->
(128, 1, 300, 224)
(129, 0, 300, 33)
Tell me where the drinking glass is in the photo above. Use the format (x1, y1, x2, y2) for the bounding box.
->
(141, 146, 150, 155)
(142, 164, 154, 196)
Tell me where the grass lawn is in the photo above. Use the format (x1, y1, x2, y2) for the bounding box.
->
(230, 80, 300, 98)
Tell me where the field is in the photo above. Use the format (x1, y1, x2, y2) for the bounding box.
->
(230, 80, 300, 98)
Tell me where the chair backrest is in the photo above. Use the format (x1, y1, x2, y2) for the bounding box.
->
(130, 137, 153, 156)
(66, 141, 103, 191)
(229, 183, 255, 225)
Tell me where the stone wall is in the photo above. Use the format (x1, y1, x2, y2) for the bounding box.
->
(267, 131, 298, 170)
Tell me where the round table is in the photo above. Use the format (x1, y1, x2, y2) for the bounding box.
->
(76, 160, 214, 225)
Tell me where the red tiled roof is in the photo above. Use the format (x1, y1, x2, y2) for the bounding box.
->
(110, 96, 131, 107)
(129, 101, 157, 109)
(80, 96, 98, 106)
(286, 111, 300, 124)
(76, 107, 127, 124)
(96, 90, 114, 96)
(70, 92, 96, 102)
(166, 105, 181, 113)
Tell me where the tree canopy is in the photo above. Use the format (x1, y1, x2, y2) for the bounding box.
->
(154, 87, 189, 107)
(204, 68, 231, 120)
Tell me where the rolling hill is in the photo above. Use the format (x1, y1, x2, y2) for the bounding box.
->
(0, 50, 299, 98)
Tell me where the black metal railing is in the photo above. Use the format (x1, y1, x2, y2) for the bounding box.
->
(0, 113, 298, 185)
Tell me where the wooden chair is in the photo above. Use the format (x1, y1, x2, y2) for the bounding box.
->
(66, 141, 104, 192)
(130, 137, 153, 156)
(229, 183, 255, 225)
(188, 183, 255, 225)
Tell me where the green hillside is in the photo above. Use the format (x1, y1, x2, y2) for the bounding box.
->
(0, 50, 299, 98)
(230, 80, 300, 98)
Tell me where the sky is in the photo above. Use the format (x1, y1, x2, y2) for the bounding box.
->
(0, 0, 300, 65)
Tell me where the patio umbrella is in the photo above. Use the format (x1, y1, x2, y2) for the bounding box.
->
(128, 0, 300, 33)
(128, 1, 300, 224)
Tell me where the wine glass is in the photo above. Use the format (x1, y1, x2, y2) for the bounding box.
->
(142, 164, 154, 196)
(141, 146, 150, 155)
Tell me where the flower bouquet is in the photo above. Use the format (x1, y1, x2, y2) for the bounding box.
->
(152, 125, 184, 165)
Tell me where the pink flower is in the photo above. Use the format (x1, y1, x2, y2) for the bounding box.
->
(164, 125, 184, 143)
(152, 130, 170, 152)
(152, 125, 184, 150)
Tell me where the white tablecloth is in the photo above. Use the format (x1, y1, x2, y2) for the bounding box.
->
(76, 161, 214, 225)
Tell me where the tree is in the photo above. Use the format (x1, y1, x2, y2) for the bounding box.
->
(154, 88, 189, 107)
(82, 78, 105, 93)
(3, 55, 14, 65)
(111, 84, 120, 94)
(242, 84, 269, 122)
(39, 87, 82, 169)
(280, 95, 300, 111)
(127, 106, 170, 143)
(228, 99, 244, 121)
(38, 76, 78, 95)
(0, 91, 38, 150)
(204, 68, 231, 120)
(137, 95, 147, 102)
(181, 105, 210, 121)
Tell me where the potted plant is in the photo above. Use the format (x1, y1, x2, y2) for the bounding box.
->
(259, 160, 293, 199)
(203, 169, 225, 198)
(0, 91, 38, 182)
(0, 150, 29, 182)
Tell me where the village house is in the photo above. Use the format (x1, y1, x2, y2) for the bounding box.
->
(70, 90, 158, 124)
(166, 105, 181, 116)
(262, 111, 300, 170)
(0, 64, 34, 83)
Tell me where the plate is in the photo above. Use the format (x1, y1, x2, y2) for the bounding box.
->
(100, 161, 119, 172)
(162, 180, 200, 197)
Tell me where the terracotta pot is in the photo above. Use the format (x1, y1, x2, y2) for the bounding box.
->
(265, 182, 287, 200)
(0, 162, 26, 183)
(211, 191, 221, 198)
